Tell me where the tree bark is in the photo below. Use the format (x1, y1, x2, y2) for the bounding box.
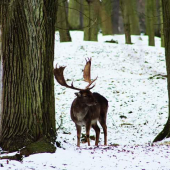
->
(112, 0, 119, 34)
(160, 0, 164, 47)
(68, 0, 81, 30)
(154, 0, 161, 37)
(0, 0, 57, 152)
(101, 0, 113, 35)
(83, 0, 100, 41)
(153, 0, 170, 143)
(57, 0, 72, 42)
(137, 0, 145, 33)
(120, 0, 132, 44)
(0, 3, 3, 140)
(145, 0, 155, 46)
(129, 0, 140, 35)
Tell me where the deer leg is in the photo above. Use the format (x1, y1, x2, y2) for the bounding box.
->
(99, 120, 107, 145)
(102, 124, 107, 145)
(76, 124, 81, 147)
(92, 123, 100, 146)
(86, 123, 91, 146)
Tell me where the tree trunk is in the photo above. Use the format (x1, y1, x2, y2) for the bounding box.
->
(160, 0, 164, 47)
(112, 0, 120, 34)
(129, 0, 140, 35)
(0, 3, 3, 140)
(120, 0, 132, 44)
(137, 0, 145, 33)
(145, 0, 155, 46)
(154, 0, 161, 37)
(153, 0, 170, 143)
(57, 0, 72, 42)
(80, 0, 84, 29)
(101, 0, 113, 35)
(68, 0, 81, 30)
(83, 0, 100, 41)
(0, 0, 57, 152)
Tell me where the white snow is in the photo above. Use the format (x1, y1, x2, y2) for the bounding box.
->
(1, 31, 170, 170)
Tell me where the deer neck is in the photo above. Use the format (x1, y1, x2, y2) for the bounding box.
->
(73, 99, 90, 121)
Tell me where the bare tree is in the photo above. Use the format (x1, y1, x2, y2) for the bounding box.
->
(160, 0, 164, 47)
(68, 0, 81, 29)
(101, 0, 113, 35)
(57, 0, 72, 42)
(145, 0, 155, 46)
(130, 0, 140, 35)
(112, 0, 120, 34)
(83, 0, 100, 41)
(120, 0, 132, 44)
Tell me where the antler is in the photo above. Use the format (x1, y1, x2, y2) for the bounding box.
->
(54, 58, 97, 91)
(83, 58, 98, 89)
(54, 65, 84, 91)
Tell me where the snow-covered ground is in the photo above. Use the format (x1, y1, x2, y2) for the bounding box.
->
(1, 31, 170, 170)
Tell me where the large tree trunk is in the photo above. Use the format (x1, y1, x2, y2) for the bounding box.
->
(57, 0, 72, 42)
(153, 0, 170, 143)
(0, 3, 3, 140)
(145, 0, 155, 46)
(120, 0, 132, 44)
(101, 0, 113, 35)
(0, 0, 57, 152)
(83, 0, 100, 41)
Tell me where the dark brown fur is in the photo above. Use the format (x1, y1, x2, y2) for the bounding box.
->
(54, 58, 108, 147)
(71, 90, 108, 147)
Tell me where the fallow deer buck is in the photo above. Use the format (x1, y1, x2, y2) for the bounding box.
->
(54, 58, 108, 147)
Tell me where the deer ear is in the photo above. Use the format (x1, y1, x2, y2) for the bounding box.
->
(75, 92, 81, 97)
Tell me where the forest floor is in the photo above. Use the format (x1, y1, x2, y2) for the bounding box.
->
(0, 32, 170, 170)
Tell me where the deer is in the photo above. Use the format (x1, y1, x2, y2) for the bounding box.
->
(54, 58, 108, 147)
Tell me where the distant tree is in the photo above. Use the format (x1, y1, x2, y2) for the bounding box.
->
(83, 0, 100, 41)
(160, 0, 164, 47)
(0, 0, 57, 153)
(137, 0, 145, 33)
(68, 0, 81, 30)
(101, 0, 113, 35)
(80, 0, 84, 29)
(129, 0, 140, 35)
(112, 0, 119, 34)
(154, 0, 161, 37)
(120, 0, 132, 44)
(153, 0, 170, 143)
(145, 0, 155, 46)
(57, 0, 72, 42)
(0, 4, 1, 25)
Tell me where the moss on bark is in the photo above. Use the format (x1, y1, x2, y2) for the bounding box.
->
(0, 137, 56, 161)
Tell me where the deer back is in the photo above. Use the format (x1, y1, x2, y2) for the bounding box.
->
(93, 92, 108, 120)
